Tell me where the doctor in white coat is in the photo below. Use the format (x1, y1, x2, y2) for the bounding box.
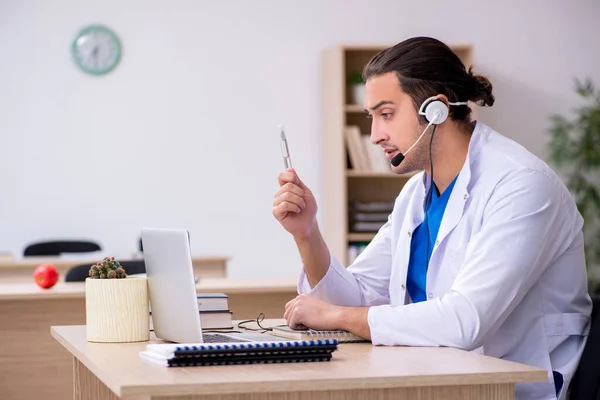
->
(272, 37, 592, 400)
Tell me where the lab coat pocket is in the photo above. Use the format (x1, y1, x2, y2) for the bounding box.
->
(434, 242, 470, 294)
(446, 242, 470, 279)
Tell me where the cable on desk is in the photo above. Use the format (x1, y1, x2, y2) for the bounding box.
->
(150, 313, 288, 334)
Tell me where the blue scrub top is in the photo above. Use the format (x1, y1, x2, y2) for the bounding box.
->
(406, 175, 458, 303)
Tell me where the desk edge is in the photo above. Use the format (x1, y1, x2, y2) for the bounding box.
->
(50, 326, 124, 397)
(118, 370, 548, 397)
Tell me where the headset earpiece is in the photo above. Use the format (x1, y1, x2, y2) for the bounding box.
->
(418, 97, 449, 125)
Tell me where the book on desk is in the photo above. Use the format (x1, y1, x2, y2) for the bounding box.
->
(195, 292, 229, 311)
(140, 339, 339, 367)
(150, 293, 233, 330)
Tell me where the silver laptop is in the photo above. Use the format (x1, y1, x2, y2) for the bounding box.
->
(141, 227, 284, 344)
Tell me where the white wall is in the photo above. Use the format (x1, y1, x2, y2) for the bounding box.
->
(1, 0, 599, 278)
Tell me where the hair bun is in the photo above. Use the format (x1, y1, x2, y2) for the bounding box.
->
(468, 67, 495, 107)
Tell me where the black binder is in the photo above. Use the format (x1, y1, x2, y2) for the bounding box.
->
(140, 339, 338, 367)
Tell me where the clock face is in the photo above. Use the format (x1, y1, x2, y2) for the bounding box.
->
(71, 25, 121, 75)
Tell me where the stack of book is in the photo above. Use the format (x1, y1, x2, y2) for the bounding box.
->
(196, 292, 233, 330)
(348, 200, 394, 233)
(139, 339, 339, 367)
(150, 293, 233, 330)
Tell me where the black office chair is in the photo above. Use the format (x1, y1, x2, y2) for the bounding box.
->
(65, 259, 146, 282)
(23, 240, 101, 257)
(569, 295, 600, 400)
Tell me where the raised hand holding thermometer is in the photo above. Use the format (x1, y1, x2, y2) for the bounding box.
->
(278, 125, 293, 170)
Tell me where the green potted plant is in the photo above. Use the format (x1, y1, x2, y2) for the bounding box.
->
(85, 257, 149, 342)
(548, 77, 600, 295)
(347, 71, 365, 106)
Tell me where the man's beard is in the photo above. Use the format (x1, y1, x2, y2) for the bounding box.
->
(392, 124, 433, 175)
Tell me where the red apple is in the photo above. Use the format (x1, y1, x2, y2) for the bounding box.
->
(33, 264, 59, 289)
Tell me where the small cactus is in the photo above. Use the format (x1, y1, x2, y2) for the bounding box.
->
(88, 257, 127, 279)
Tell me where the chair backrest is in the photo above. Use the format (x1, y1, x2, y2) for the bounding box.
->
(23, 240, 101, 257)
(65, 259, 146, 282)
(569, 295, 600, 400)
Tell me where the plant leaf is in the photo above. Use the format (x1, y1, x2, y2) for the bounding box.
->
(549, 76, 600, 277)
(575, 77, 595, 98)
(548, 115, 576, 166)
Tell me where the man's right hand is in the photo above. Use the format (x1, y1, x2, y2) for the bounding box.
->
(273, 169, 318, 240)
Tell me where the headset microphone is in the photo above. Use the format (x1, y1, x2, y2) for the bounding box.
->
(390, 151, 405, 167)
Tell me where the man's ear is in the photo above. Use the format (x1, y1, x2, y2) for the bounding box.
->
(434, 94, 450, 106)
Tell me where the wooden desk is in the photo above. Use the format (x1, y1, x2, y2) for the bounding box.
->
(50, 321, 547, 400)
(0, 255, 228, 283)
(0, 279, 298, 400)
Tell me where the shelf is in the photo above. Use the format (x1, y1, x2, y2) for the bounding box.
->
(345, 104, 365, 113)
(348, 233, 376, 242)
(346, 170, 416, 179)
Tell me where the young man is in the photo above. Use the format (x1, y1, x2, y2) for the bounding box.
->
(272, 37, 592, 400)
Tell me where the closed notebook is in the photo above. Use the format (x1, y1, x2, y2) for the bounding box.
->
(140, 339, 338, 367)
(270, 326, 369, 343)
(196, 293, 229, 311)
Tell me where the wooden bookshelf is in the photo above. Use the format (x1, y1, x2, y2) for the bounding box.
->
(320, 43, 474, 266)
(348, 232, 377, 242)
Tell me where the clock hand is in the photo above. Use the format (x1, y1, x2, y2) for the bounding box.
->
(92, 46, 99, 68)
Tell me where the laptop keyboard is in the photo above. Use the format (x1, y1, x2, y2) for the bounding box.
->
(202, 333, 251, 343)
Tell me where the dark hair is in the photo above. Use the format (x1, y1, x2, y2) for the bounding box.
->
(363, 36, 494, 123)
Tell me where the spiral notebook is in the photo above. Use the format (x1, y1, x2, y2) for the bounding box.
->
(140, 339, 338, 367)
(270, 326, 369, 343)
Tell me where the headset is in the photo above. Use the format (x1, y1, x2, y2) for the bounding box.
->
(418, 96, 468, 125)
(390, 96, 468, 167)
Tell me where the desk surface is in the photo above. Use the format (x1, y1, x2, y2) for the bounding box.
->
(51, 322, 547, 398)
(0, 277, 299, 301)
(0, 255, 229, 270)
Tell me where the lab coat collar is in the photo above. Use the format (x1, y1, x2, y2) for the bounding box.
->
(423, 121, 489, 261)
(420, 120, 488, 195)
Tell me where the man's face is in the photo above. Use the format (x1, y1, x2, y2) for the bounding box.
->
(364, 72, 429, 174)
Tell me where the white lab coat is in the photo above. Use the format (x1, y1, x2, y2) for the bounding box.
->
(298, 121, 592, 400)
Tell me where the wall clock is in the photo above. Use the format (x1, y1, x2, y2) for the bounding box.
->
(71, 25, 121, 75)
